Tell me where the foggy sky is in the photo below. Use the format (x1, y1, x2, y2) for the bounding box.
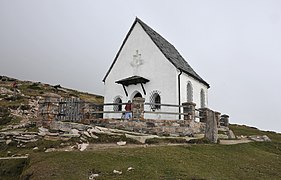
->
(1, 0, 281, 133)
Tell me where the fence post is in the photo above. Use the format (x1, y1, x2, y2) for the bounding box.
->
(220, 114, 229, 127)
(215, 111, 221, 128)
(182, 102, 196, 120)
(199, 107, 209, 123)
(132, 97, 145, 119)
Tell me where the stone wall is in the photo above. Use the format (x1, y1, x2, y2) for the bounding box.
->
(89, 118, 205, 137)
(132, 97, 145, 119)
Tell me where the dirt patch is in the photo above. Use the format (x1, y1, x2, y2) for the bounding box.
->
(220, 139, 252, 145)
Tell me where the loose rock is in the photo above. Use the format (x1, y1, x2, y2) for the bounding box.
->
(117, 141, 126, 146)
(113, 170, 122, 175)
(88, 173, 99, 179)
(249, 135, 271, 142)
(78, 143, 89, 151)
(127, 167, 134, 171)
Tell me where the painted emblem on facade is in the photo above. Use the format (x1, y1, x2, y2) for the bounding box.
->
(130, 50, 144, 75)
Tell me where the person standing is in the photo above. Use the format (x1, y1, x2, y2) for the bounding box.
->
(124, 100, 132, 119)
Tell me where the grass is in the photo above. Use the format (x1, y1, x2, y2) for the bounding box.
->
(19, 142, 281, 179)
(16, 124, 281, 179)
(0, 158, 28, 180)
(0, 95, 28, 109)
(145, 137, 187, 144)
(1, 77, 281, 179)
(0, 124, 281, 179)
(88, 134, 141, 144)
(229, 124, 281, 142)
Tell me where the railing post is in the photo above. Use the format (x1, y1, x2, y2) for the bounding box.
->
(132, 97, 145, 119)
(199, 107, 208, 123)
(182, 102, 196, 120)
(215, 111, 221, 128)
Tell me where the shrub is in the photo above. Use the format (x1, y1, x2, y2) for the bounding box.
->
(4, 95, 23, 101)
(187, 137, 211, 144)
(28, 83, 42, 90)
(20, 105, 31, 111)
(0, 107, 12, 125)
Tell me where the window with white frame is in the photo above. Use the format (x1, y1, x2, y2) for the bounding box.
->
(113, 96, 122, 111)
(187, 82, 193, 102)
(150, 90, 161, 110)
(200, 89, 205, 108)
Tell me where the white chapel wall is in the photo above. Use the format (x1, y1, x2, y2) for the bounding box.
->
(104, 22, 178, 119)
(180, 71, 209, 109)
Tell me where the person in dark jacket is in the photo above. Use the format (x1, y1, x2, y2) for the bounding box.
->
(124, 100, 132, 119)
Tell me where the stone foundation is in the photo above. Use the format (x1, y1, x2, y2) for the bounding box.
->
(88, 118, 205, 136)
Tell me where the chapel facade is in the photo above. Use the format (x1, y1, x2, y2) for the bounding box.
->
(103, 18, 210, 120)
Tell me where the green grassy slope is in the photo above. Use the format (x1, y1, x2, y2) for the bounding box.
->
(21, 142, 281, 179)
(229, 124, 281, 142)
(1, 76, 281, 179)
(18, 125, 281, 179)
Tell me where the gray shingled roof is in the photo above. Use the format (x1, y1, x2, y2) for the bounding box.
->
(103, 18, 210, 88)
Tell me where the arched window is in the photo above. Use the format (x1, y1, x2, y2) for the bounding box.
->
(113, 97, 122, 111)
(200, 89, 205, 108)
(187, 82, 193, 102)
(150, 91, 161, 110)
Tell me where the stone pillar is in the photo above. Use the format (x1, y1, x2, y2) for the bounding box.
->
(220, 114, 229, 127)
(182, 102, 196, 120)
(199, 107, 209, 123)
(215, 111, 221, 128)
(204, 109, 218, 143)
(132, 97, 145, 119)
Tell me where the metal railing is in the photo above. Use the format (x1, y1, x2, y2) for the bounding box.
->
(39, 98, 198, 121)
(91, 102, 192, 120)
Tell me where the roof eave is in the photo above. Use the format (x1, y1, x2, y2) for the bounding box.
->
(179, 68, 210, 88)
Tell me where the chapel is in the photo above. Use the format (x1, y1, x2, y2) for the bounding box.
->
(103, 18, 210, 120)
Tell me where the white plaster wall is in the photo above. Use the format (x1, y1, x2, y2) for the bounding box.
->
(180, 71, 209, 110)
(104, 22, 178, 119)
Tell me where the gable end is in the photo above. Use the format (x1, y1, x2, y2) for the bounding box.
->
(103, 18, 210, 88)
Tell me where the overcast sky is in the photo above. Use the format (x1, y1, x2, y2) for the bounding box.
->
(1, 0, 281, 133)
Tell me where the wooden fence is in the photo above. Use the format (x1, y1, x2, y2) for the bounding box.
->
(39, 98, 203, 122)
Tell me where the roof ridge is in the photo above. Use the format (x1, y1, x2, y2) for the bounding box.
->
(136, 18, 209, 88)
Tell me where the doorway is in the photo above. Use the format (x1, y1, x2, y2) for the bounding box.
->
(134, 92, 142, 98)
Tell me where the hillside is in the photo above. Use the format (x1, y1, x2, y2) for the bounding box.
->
(0, 124, 280, 179)
(1, 76, 281, 179)
(0, 75, 103, 127)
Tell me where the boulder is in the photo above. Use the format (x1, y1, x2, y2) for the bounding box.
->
(117, 141, 126, 146)
(83, 131, 91, 138)
(113, 170, 122, 175)
(88, 127, 104, 134)
(78, 143, 89, 151)
(45, 148, 56, 152)
(227, 130, 236, 139)
(70, 129, 80, 136)
(5, 139, 12, 145)
(88, 173, 99, 179)
(39, 127, 49, 133)
(127, 167, 134, 171)
(262, 135, 271, 142)
(249, 135, 271, 142)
